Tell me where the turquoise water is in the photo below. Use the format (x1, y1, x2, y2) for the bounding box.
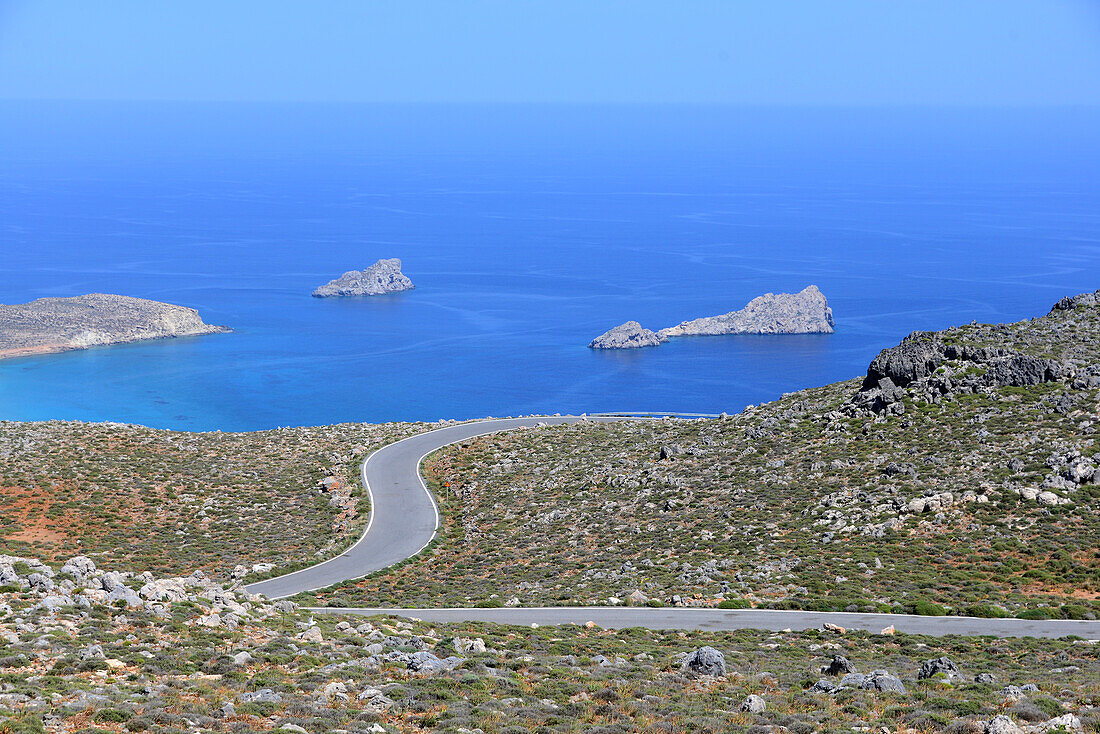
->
(1, 103, 1098, 431)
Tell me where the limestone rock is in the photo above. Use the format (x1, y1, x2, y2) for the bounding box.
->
(739, 694, 766, 713)
(312, 258, 414, 297)
(658, 285, 835, 338)
(681, 646, 727, 677)
(589, 321, 665, 349)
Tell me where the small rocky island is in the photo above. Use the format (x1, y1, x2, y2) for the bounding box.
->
(589, 321, 666, 349)
(0, 294, 228, 360)
(589, 285, 834, 349)
(312, 258, 414, 297)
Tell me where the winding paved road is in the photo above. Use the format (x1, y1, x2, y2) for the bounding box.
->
(246, 415, 1100, 639)
(245, 416, 613, 599)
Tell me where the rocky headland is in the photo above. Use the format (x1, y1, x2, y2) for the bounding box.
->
(657, 284, 835, 338)
(0, 293, 227, 360)
(312, 258, 414, 297)
(589, 321, 666, 349)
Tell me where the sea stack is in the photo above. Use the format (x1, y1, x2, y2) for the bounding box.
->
(312, 258, 414, 297)
(658, 285, 834, 338)
(0, 294, 228, 361)
(589, 321, 666, 349)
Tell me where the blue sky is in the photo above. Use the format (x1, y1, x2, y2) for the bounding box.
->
(1, 1, 1098, 104)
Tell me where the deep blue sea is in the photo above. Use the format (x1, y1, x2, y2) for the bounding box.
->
(1, 103, 1098, 431)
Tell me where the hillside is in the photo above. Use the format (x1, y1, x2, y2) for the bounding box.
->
(1, 554, 1098, 734)
(0, 421, 424, 581)
(305, 291, 1100, 616)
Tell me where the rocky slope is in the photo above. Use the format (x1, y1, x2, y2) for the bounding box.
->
(589, 321, 666, 349)
(0, 294, 227, 360)
(312, 258, 414, 297)
(1, 554, 1097, 734)
(658, 285, 835, 338)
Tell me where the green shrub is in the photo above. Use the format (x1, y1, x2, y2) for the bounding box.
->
(912, 601, 947, 616)
(92, 709, 132, 723)
(474, 599, 504, 608)
(0, 715, 45, 734)
(1059, 604, 1091, 620)
(964, 604, 1009, 618)
(717, 599, 751, 609)
(1017, 608, 1055, 620)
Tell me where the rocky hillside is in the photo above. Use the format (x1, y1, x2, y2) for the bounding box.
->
(1, 553, 1097, 734)
(0, 294, 227, 360)
(309, 291, 1099, 614)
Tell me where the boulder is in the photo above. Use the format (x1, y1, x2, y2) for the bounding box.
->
(918, 656, 961, 682)
(681, 646, 727, 677)
(986, 715, 1025, 734)
(821, 655, 856, 676)
(739, 694, 766, 713)
(862, 670, 906, 694)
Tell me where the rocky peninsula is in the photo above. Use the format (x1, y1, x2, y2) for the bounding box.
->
(658, 285, 835, 338)
(312, 258, 414, 297)
(589, 321, 666, 349)
(0, 293, 227, 360)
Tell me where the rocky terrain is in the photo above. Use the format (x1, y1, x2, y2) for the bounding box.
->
(0, 294, 227, 360)
(312, 259, 414, 298)
(657, 285, 835, 338)
(1, 553, 1098, 734)
(310, 291, 1099, 614)
(0, 420, 426, 581)
(588, 322, 666, 350)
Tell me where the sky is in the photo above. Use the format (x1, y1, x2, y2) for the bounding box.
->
(1, 1, 1099, 105)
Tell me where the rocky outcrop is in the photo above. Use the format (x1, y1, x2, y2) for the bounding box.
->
(589, 321, 665, 349)
(0, 294, 227, 360)
(312, 258, 414, 297)
(658, 285, 834, 338)
(846, 290, 1100, 418)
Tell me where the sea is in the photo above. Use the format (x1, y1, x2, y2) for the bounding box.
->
(1, 102, 1098, 432)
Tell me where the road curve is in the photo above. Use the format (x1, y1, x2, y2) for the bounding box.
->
(310, 606, 1100, 639)
(245, 416, 615, 599)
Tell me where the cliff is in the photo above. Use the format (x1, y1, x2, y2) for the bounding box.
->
(0, 294, 228, 360)
(312, 258, 414, 297)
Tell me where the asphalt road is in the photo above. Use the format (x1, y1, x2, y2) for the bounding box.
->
(312, 606, 1100, 639)
(245, 416, 610, 599)
(245, 415, 1100, 639)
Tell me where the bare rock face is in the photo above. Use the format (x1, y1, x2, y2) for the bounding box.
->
(589, 321, 666, 349)
(312, 258, 414, 297)
(0, 294, 227, 360)
(657, 285, 835, 338)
